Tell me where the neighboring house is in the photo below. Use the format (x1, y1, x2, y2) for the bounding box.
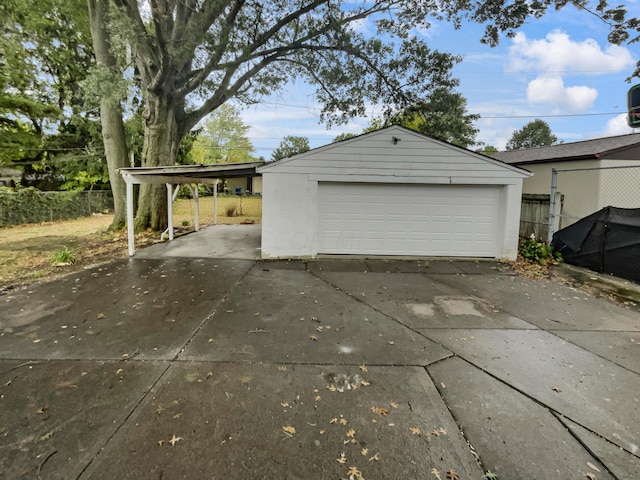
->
(258, 125, 530, 260)
(493, 134, 640, 227)
(0, 167, 21, 188)
(224, 176, 262, 195)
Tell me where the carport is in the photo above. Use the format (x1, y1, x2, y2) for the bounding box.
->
(119, 162, 263, 256)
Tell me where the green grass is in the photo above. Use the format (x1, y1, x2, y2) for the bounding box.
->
(50, 245, 77, 265)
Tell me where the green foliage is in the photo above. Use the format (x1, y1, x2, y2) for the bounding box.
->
(506, 120, 558, 151)
(484, 472, 499, 480)
(0, 188, 113, 226)
(332, 132, 359, 143)
(519, 236, 563, 266)
(271, 136, 311, 161)
(50, 246, 77, 265)
(478, 145, 499, 156)
(191, 105, 255, 164)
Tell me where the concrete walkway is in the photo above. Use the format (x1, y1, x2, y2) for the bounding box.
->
(1, 257, 639, 479)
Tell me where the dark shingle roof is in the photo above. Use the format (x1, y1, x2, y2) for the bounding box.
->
(492, 133, 640, 165)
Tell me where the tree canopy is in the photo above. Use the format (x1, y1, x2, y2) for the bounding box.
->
(191, 105, 255, 164)
(506, 119, 558, 151)
(271, 136, 310, 161)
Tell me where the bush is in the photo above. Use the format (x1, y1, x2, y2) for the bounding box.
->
(50, 246, 77, 265)
(519, 235, 563, 265)
(225, 204, 237, 217)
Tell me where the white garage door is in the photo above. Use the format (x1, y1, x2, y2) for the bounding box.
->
(318, 183, 501, 257)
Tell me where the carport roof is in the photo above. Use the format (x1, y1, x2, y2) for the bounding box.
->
(119, 162, 264, 184)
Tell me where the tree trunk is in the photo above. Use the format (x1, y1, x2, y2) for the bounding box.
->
(134, 93, 182, 232)
(87, 0, 129, 230)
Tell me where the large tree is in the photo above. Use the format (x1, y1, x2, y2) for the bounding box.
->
(192, 104, 255, 164)
(271, 136, 310, 161)
(506, 119, 558, 151)
(95, 0, 639, 231)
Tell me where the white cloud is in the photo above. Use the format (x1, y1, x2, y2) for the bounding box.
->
(508, 30, 634, 75)
(526, 76, 598, 113)
(598, 113, 637, 137)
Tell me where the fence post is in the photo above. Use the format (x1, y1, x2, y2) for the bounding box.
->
(548, 168, 558, 244)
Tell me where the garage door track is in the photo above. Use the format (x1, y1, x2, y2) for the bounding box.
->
(1, 258, 639, 479)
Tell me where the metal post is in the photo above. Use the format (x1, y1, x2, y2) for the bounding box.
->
(213, 180, 218, 225)
(548, 168, 558, 244)
(194, 184, 200, 231)
(166, 183, 174, 241)
(126, 180, 135, 256)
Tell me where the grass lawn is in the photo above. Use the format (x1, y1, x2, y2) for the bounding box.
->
(0, 196, 261, 291)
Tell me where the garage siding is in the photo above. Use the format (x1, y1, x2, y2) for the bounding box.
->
(318, 183, 500, 256)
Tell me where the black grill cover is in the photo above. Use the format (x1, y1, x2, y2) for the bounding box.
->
(551, 207, 640, 283)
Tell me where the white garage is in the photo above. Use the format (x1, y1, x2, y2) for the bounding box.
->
(258, 126, 531, 260)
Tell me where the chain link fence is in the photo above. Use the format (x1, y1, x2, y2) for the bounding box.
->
(0, 189, 113, 227)
(549, 165, 640, 241)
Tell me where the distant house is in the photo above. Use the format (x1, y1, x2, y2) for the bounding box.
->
(492, 134, 640, 228)
(0, 167, 21, 188)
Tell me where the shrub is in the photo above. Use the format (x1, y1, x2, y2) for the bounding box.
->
(50, 246, 77, 265)
(225, 204, 237, 217)
(519, 235, 562, 265)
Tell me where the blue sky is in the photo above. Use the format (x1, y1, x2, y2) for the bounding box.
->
(238, 2, 640, 158)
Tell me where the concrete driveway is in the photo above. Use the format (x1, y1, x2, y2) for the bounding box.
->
(1, 256, 639, 479)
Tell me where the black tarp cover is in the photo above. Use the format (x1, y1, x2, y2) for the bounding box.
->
(551, 207, 640, 283)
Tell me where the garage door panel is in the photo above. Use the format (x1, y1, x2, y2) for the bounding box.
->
(318, 183, 500, 257)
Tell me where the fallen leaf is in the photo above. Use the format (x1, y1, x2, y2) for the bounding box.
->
(359, 364, 368, 372)
(585, 474, 596, 480)
(346, 428, 356, 438)
(586, 462, 600, 472)
(390, 402, 399, 409)
(330, 418, 338, 424)
(410, 427, 421, 435)
(327, 384, 337, 392)
(361, 380, 371, 386)
(484, 471, 499, 479)
(551, 386, 561, 392)
(446, 469, 459, 480)
(440, 382, 446, 389)
(207, 371, 213, 379)
(36, 406, 48, 415)
(368, 453, 380, 461)
(315, 395, 321, 401)
(319, 429, 326, 435)
(281, 402, 290, 408)
(361, 448, 368, 456)
(432, 468, 442, 480)
(97, 312, 105, 319)
(344, 438, 357, 445)
(173, 413, 182, 419)
(311, 316, 319, 322)
(337, 453, 347, 464)
(387, 423, 395, 427)
(309, 335, 318, 341)
(371, 406, 389, 416)
(157, 440, 164, 446)
(278, 366, 287, 372)
(388, 341, 395, 345)
(316, 326, 323, 332)
(33, 339, 41, 344)
(339, 418, 348, 425)
(347, 466, 364, 480)
(169, 434, 183, 446)
(282, 425, 296, 435)
(432, 427, 447, 436)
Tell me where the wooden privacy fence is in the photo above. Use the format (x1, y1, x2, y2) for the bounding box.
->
(519, 193, 563, 241)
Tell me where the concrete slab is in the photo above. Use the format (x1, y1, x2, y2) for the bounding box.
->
(428, 357, 614, 479)
(431, 273, 640, 331)
(558, 415, 640, 478)
(80, 363, 485, 480)
(0, 359, 166, 479)
(0, 258, 253, 360)
(425, 328, 640, 456)
(135, 224, 261, 259)
(312, 270, 536, 330)
(552, 330, 640, 375)
(180, 268, 452, 365)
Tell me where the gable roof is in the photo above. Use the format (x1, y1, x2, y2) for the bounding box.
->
(492, 133, 640, 165)
(259, 125, 531, 178)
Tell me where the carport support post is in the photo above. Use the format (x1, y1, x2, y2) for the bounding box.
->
(213, 180, 218, 225)
(126, 180, 135, 256)
(166, 183, 174, 241)
(548, 168, 558, 244)
(194, 183, 199, 231)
